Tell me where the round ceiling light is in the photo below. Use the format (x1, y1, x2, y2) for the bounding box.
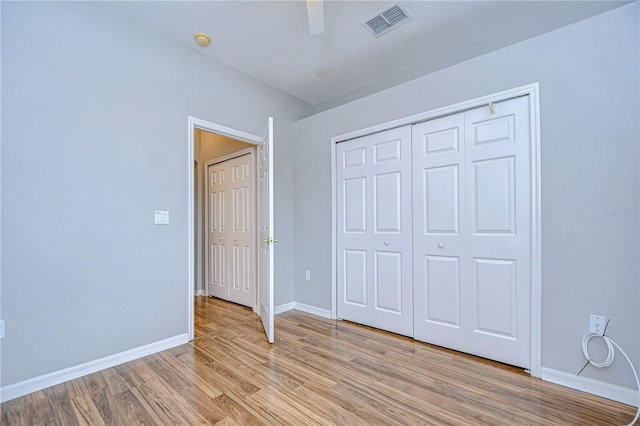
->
(194, 32, 211, 47)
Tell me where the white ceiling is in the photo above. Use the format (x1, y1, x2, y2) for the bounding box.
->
(102, 1, 628, 111)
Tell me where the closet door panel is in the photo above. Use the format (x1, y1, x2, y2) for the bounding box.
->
(208, 164, 228, 300)
(374, 251, 403, 313)
(343, 249, 367, 306)
(422, 254, 461, 327)
(412, 114, 467, 351)
(228, 154, 255, 308)
(374, 172, 402, 233)
(465, 97, 530, 368)
(472, 157, 516, 235)
(343, 177, 366, 233)
(337, 126, 413, 337)
(423, 165, 459, 234)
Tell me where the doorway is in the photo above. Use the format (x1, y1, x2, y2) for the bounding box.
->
(194, 129, 256, 301)
(187, 118, 263, 341)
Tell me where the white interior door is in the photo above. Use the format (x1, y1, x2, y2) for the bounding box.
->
(336, 127, 413, 337)
(412, 113, 467, 352)
(258, 117, 274, 343)
(464, 97, 530, 368)
(208, 162, 227, 299)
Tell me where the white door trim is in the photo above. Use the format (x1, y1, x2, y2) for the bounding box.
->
(329, 83, 542, 377)
(204, 147, 256, 306)
(206, 147, 254, 167)
(187, 117, 260, 341)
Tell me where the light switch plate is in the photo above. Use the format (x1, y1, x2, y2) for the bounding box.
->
(154, 211, 169, 225)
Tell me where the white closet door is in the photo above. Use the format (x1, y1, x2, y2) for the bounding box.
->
(207, 153, 255, 309)
(336, 127, 413, 337)
(228, 154, 254, 307)
(465, 97, 530, 368)
(412, 97, 531, 368)
(208, 163, 228, 299)
(412, 113, 467, 352)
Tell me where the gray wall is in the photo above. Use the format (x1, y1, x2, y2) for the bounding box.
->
(1, 1, 311, 386)
(292, 3, 639, 390)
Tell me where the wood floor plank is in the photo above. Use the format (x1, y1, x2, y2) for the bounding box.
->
(43, 383, 80, 426)
(70, 395, 105, 426)
(210, 393, 264, 425)
(87, 388, 130, 426)
(248, 386, 332, 425)
(275, 381, 369, 425)
(111, 387, 163, 425)
(151, 350, 225, 400)
(300, 379, 409, 426)
(133, 381, 209, 425)
(179, 344, 262, 397)
(2, 296, 636, 425)
(0, 400, 26, 425)
(331, 379, 442, 425)
(198, 339, 301, 392)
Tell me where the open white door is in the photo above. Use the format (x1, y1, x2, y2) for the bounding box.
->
(258, 117, 275, 343)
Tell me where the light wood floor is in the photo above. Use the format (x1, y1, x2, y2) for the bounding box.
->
(2, 296, 636, 425)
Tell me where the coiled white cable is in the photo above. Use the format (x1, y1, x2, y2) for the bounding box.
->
(582, 325, 640, 425)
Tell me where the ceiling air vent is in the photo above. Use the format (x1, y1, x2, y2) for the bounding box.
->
(362, 2, 413, 38)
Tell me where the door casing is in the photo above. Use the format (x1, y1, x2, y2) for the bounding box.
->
(329, 83, 542, 377)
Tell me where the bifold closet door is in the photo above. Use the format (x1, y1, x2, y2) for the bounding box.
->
(412, 97, 531, 368)
(336, 127, 413, 336)
(208, 153, 254, 308)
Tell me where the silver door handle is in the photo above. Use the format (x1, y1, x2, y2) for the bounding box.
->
(438, 243, 444, 249)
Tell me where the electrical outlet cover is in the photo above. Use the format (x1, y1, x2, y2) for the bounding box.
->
(589, 314, 606, 333)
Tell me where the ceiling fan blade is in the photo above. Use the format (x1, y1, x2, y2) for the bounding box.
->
(306, 0, 325, 35)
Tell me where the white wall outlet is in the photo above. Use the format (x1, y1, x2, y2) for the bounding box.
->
(154, 210, 169, 225)
(589, 314, 606, 333)
(305, 270, 311, 281)
(0, 320, 5, 339)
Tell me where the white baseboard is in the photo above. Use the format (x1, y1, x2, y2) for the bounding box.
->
(274, 302, 296, 315)
(292, 302, 332, 319)
(0, 334, 188, 403)
(274, 302, 332, 319)
(541, 367, 639, 407)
